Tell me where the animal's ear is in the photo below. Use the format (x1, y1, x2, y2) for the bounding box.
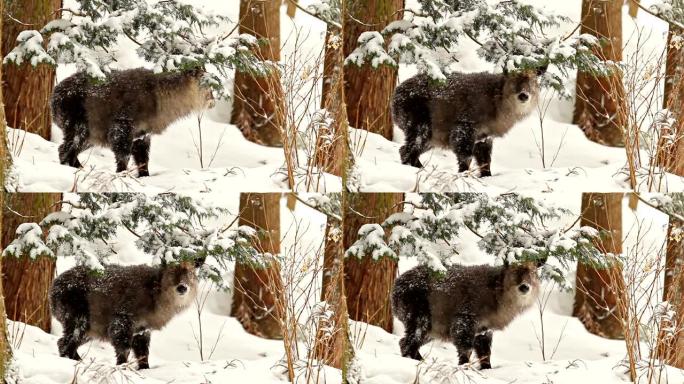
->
(193, 257, 206, 269)
(536, 64, 548, 76)
(160, 257, 168, 268)
(502, 66, 509, 76)
(535, 256, 547, 269)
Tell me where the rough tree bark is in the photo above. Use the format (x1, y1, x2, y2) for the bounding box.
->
(231, 193, 284, 339)
(573, 0, 626, 147)
(343, 193, 403, 333)
(1, 0, 61, 136)
(231, 0, 284, 147)
(659, 216, 684, 367)
(316, 25, 349, 178)
(313, 210, 352, 370)
(1, 193, 61, 332)
(573, 192, 624, 339)
(658, 27, 684, 176)
(0, 0, 13, 373)
(343, 0, 404, 139)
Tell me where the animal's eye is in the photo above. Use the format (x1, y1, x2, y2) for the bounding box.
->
(518, 284, 530, 293)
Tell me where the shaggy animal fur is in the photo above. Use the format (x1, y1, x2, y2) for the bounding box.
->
(50, 262, 199, 369)
(391, 263, 540, 369)
(392, 70, 543, 176)
(51, 68, 213, 176)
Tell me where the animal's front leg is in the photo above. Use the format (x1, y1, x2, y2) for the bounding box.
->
(448, 125, 475, 173)
(109, 117, 134, 173)
(132, 135, 151, 177)
(108, 315, 134, 365)
(473, 330, 493, 369)
(450, 316, 476, 365)
(132, 329, 151, 369)
(473, 137, 493, 177)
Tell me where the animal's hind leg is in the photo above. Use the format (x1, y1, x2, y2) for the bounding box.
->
(58, 122, 88, 168)
(399, 315, 430, 360)
(473, 330, 493, 369)
(109, 117, 134, 174)
(450, 316, 476, 365)
(399, 123, 431, 168)
(473, 137, 493, 177)
(448, 125, 475, 173)
(108, 315, 134, 365)
(132, 330, 151, 369)
(57, 315, 89, 360)
(131, 135, 151, 177)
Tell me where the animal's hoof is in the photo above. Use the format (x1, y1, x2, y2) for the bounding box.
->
(138, 171, 150, 177)
(480, 362, 492, 369)
(479, 171, 492, 177)
(138, 362, 150, 370)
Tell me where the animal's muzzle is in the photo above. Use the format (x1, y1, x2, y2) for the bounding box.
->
(176, 284, 188, 295)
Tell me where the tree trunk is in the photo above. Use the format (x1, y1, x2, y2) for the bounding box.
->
(1, 193, 61, 332)
(343, 193, 403, 333)
(659, 217, 684, 367)
(0, 0, 13, 373)
(316, 25, 349, 178)
(658, 27, 684, 176)
(573, 192, 624, 339)
(343, 0, 404, 139)
(573, 0, 626, 147)
(1, 0, 61, 137)
(313, 213, 351, 370)
(231, 193, 284, 339)
(231, 0, 284, 147)
(627, 0, 639, 18)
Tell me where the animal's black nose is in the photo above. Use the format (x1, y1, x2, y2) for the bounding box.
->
(176, 284, 188, 294)
(518, 284, 530, 294)
(518, 93, 529, 102)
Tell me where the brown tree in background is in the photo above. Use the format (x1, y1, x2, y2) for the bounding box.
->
(231, 0, 284, 147)
(343, 193, 403, 333)
(0, 0, 13, 372)
(1, 194, 61, 332)
(573, 192, 625, 339)
(573, 0, 626, 147)
(1, 0, 61, 137)
(657, 26, 684, 176)
(231, 193, 284, 339)
(343, 0, 404, 139)
(658, 215, 684, 367)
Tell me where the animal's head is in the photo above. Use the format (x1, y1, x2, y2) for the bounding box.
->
(160, 261, 200, 307)
(502, 68, 544, 114)
(502, 262, 540, 307)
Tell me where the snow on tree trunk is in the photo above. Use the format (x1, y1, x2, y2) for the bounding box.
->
(314, 215, 352, 370)
(658, 27, 684, 176)
(659, 217, 684, 367)
(0, 2, 12, 373)
(1, 0, 61, 137)
(231, 193, 284, 339)
(231, 0, 284, 147)
(343, 0, 403, 139)
(343, 193, 403, 333)
(316, 25, 349, 177)
(573, 193, 624, 339)
(573, 0, 626, 147)
(1, 193, 61, 332)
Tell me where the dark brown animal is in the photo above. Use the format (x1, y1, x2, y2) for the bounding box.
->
(50, 262, 199, 369)
(51, 68, 214, 176)
(392, 69, 544, 176)
(391, 262, 540, 369)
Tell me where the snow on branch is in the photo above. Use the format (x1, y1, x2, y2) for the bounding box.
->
(3, 0, 269, 99)
(345, 0, 610, 95)
(346, 193, 608, 290)
(2, 193, 263, 289)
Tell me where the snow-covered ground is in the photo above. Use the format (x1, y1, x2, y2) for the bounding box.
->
(352, 0, 684, 193)
(6, 0, 339, 193)
(8, 192, 683, 384)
